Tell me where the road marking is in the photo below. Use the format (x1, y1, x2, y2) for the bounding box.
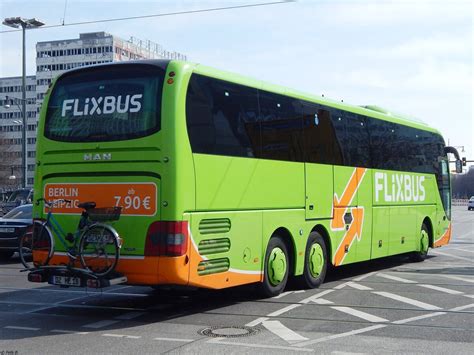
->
(448, 248, 474, 253)
(267, 304, 301, 317)
(295, 324, 387, 347)
(82, 320, 119, 329)
(4, 326, 40, 331)
(206, 337, 313, 352)
(450, 303, 474, 312)
(312, 298, 334, 305)
(418, 284, 464, 295)
(262, 320, 308, 343)
(154, 337, 194, 342)
(114, 311, 146, 320)
(464, 295, 474, 299)
(299, 289, 334, 304)
(377, 273, 417, 284)
(372, 291, 442, 310)
(273, 291, 293, 299)
(392, 312, 446, 324)
(346, 282, 372, 290)
(431, 250, 473, 262)
(103, 333, 141, 339)
(334, 282, 349, 289)
(353, 271, 376, 282)
(331, 306, 389, 323)
(245, 317, 269, 327)
(51, 329, 89, 334)
(440, 275, 474, 283)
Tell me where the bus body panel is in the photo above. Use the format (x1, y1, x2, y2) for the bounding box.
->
(305, 163, 333, 220)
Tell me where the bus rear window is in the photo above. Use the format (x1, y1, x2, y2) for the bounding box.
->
(45, 64, 164, 142)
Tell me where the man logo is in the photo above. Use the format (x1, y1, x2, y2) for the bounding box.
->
(84, 153, 112, 161)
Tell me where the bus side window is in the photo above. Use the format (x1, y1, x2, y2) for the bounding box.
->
(301, 102, 342, 165)
(259, 91, 303, 162)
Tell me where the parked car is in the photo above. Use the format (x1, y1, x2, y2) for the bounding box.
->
(0, 204, 33, 260)
(468, 196, 474, 211)
(0, 189, 33, 217)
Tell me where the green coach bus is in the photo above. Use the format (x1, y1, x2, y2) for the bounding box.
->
(31, 60, 459, 296)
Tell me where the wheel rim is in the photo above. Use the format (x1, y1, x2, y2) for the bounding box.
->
(268, 247, 287, 286)
(420, 229, 429, 254)
(309, 243, 324, 277)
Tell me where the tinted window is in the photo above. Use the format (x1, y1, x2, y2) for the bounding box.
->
(259, 92, 303, 162)
(301, 103, 342, 165)
(186, 74, 260, 157)
(46, 64, 164, 142)
(3, 205, 32, 219)
(331, 110, 371, 167)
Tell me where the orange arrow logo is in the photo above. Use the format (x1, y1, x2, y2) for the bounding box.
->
(331, 167, 367, 230)
(333, 207, 364, 266)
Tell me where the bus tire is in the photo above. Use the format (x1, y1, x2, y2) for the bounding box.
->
(410, 223, 429, 262)
(259, 235, 289, 298)
(297, 231, 327, 289)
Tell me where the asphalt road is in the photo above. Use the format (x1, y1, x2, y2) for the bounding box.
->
(0, 206, 472, 354)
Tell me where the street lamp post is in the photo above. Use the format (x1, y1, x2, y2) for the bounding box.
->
(2, 17, 44, 188)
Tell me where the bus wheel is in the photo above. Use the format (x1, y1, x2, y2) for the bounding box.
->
(260, 235, 289, 298)
(410, 223, 429, 262)
(298, 231, 327, 289)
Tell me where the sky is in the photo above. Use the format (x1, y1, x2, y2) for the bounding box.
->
(0, 0, 473, 168)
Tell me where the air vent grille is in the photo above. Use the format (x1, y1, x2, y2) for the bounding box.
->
(198, 238, 231, 255)
(197, 258, 230, 276)
(199, 218, 231, 235)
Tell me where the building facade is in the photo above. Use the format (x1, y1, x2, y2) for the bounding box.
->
(0, 32, 187, 188)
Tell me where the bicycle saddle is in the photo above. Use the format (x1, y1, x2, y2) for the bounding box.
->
(78, 201, 96, 210)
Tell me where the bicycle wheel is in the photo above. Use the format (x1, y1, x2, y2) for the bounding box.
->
(20, 221, 54, 269)
(79, 223, 120, 277)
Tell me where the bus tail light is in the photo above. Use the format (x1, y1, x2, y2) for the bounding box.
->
(145, 221, 189, 257)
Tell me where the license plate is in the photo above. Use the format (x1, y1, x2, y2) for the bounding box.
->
(51, 275, 81, 287)
(0, 227, 14, 233)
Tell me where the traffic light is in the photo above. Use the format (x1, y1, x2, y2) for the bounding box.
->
(462, 157, 467, 166)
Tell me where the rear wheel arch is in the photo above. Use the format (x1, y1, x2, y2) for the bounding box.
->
(311, 224, 332, 266)
(270, 227, 296, 276)
(422, 217, 434, 248)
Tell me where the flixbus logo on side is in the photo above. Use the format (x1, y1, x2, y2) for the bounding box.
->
(374, 172, 425, 203)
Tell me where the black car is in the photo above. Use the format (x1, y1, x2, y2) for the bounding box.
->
(0, 189, 33, 217)
(0, 204, 33, 260)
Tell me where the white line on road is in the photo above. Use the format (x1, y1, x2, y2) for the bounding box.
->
(334, 282, 349, 289)
(463, 295, 474, 299)
(266, 304, 301, 317)
(450, 303, 474, 312)
(431, 250, 473, 262)
(102, 333, 141, 339)
(262, 320, 309, 343)
(154, 337, 194, 342)
(273, 291, 293, 299)
(114, 311, 146, 320)
(294, 324, 387, 347)
(440, 275, 474, 283)
(245, 317, 269, 327)
(4, 326, 40, 331)
(312, 298, 334, 305)
(392, 312, 446, 324)
(299, 289, 334, 304)
(82, 320, 119, 329)
(377, 273, 417, 284)
(417, 284, 464, 295)
(206, 337, 313, 352)
(372, 291, 442, 310)
(346, 282, 373, 290)
(51, 329, 89, 334)
(331, 306, 389, 323)
(447, 248, 474, 253)
(352, 271, 376, 282)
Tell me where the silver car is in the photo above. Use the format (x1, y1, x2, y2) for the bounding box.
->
(468, 196, 474, 211)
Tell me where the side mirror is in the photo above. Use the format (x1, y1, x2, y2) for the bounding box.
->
(455, 160, 463, 173)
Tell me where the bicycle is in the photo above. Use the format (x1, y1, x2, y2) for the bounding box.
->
(20, 198, 122, 277)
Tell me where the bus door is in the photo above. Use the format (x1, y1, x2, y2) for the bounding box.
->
(301, 103, 334, 220)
